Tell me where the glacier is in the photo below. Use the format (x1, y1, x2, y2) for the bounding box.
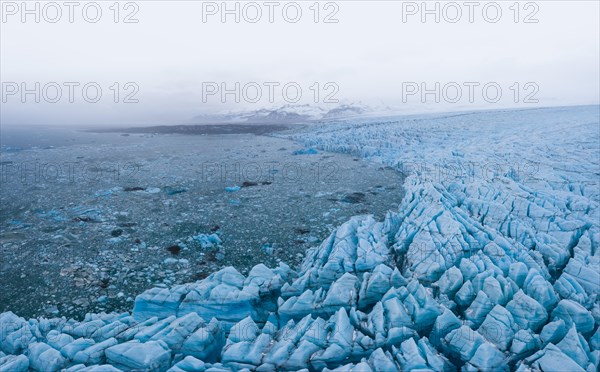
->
(1, 106, 598, 371)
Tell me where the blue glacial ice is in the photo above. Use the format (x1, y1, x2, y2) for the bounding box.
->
(192, 234, 222, 249)
(0, 106, 598, 371)
(292, 148, 319, 155)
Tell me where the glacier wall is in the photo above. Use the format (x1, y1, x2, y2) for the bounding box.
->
(1, 106, 599, 371)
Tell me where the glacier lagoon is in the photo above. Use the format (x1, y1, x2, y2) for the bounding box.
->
(0, 128, 403, 320)
(0, 105, 599, 371)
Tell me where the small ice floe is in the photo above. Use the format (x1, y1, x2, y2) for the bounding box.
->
(8, 219, 32, 229)
(164, 186, 187, 195)
(261, 243, 274, 255)
(292, 147, 318, 155)
(94, 187, 122, 197)
(36, 209, 67, 222)
(163, 258, 189, 266)
(225, 185, 241, 193)
(193, 233, 222, 248)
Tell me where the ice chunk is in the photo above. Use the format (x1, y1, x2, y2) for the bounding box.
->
(28, 342, 66, 371)
(506, 290, 548, 332)
(444, 325, 485, 362)
(292, 148, 318, 155)
(149, 313, 203, 351)
(358, 265, 398, 308)
(322, 273, 359, 310)
(464, 291, 493, 327)
(434, 266, 463, 297)
(0, 312, 33, 354)
(311, 309, 354, 366)
(225, 186, 241, 193)
(508, 262, 528, 288)
(524, 344, 586, 372)
(468, 343, 507, 371)
(556, 325, 591, 368)
(430, 307, 461, 342)
(551, 300, 595, 334)
(193, 233, 222, 248)
(383, 297, 412, 329)
(0, 355, 29, 372)
(105, 340, 171, 371)
(524, 270, 558, 310)
(133, 286, 187, 320)
(64, 365, 123, 372)
(395, 338, 428, 370)
(368, 348, 397, 371)
(46, 330, 74, 350)
(455, 281, 476, 308)
(180, 318, 225, 363)
(478, 305, 518, 350)
(540, 319, 568, 346)
(510, 330, 540, 355)
(72, 338, 118, 365)
(60, 338, 96, 360)
(561, 257, 600, 297)
(222, 333, 271, 367)
(167, 356, 205, 372)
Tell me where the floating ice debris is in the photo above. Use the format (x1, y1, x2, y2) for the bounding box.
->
(292, 148, 318, 155)
(192, 233, 222, 248)
(261, 243, 274, 255)
(8, 220, 32, 229)
(163, 258, 189, 266)
(144, 187, 161, 194)
(164, 186, 187, 195)
(94, 187, 122, 198)
(225, 186, 241, 193)
(36, 209, 67, 222)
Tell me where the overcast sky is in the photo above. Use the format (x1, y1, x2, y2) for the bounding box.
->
(1, 0, 599, 126)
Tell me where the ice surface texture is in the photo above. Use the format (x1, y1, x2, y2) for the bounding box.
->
(1, 106, 599, 371)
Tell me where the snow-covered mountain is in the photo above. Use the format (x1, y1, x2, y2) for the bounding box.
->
(191, 103, 375, 124)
